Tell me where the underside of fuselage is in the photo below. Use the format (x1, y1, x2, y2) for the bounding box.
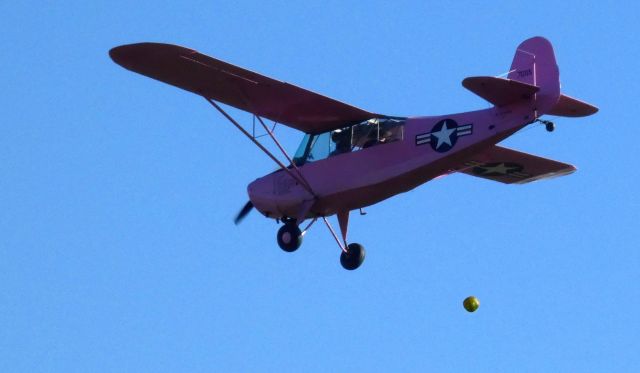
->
(309, 132, 517, 216)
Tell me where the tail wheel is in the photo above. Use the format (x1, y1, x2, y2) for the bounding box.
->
(545, 121, 555, 132)
(277, 223, 303, 252)
(340, 243, 365, 270)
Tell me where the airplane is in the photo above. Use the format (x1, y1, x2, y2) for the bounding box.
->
(110, 36, 597, 270)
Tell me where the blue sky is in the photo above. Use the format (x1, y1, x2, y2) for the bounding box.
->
(1, 1, 638, 371)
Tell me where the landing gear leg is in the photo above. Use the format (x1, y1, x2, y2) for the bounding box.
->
(323, 211, 366, 270)
(277, 220, 303, 252)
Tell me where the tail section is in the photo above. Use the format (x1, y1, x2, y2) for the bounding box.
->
(463, 36, 597, 117)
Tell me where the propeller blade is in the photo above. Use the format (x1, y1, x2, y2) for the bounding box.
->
(234, 201, 254, 225)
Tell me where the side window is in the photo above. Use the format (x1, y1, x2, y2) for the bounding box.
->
(380, 119, 404, 143)
(293, 118, 406, 165)
(351, 119, 405, 151)
(329, 127, 353, 156)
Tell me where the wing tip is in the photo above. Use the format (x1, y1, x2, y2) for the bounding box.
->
(109, 42, 196, 69)
(513, 166, 577, 184)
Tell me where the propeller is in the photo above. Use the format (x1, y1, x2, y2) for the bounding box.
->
(234, 201, 254, 225)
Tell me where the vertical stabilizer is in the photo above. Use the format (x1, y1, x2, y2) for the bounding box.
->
(507, 37, 560, 115)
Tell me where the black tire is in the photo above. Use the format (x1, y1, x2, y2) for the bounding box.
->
(545, 122, 555, 132)
(340, 243, 366, 270)
(277, 223, 303, 252)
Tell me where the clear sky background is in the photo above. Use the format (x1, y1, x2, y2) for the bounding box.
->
(1, 1, 638, 372)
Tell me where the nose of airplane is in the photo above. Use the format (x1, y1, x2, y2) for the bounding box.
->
(247, 178, 279, 218)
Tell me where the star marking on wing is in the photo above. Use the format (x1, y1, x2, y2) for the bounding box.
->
(478, 163, 520, 175)
(431, 120, 456, 149)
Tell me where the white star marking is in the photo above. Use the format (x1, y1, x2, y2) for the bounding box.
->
(431, 121, 456, 149)
(479, 163, 519, 175)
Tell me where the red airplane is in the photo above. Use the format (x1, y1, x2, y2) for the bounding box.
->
(110, 36, 597, 270)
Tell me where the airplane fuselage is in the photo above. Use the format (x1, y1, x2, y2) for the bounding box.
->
(248, 102, 534, 219)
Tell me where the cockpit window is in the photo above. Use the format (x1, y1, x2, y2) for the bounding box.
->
(293, 118, 405, 165)
(351, 118, 404, 150)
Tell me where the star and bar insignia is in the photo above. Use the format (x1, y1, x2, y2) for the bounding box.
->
(464, 161, 531, 179)
(415, 119, 473, 153)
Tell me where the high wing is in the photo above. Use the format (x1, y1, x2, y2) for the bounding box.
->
(109, 43, 380, 134)
(457, 145, 576, 184)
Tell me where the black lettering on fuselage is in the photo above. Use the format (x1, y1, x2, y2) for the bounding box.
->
(517, 69, 532, 78)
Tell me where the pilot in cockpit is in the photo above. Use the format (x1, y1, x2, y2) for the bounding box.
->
(331, 129, 352, 156)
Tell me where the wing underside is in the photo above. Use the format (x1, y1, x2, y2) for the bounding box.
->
(110, 43, 379, 134)
(457, 145, 576, 184)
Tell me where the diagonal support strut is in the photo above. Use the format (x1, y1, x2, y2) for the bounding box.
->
(322, 216, 348, 253)
(204, 97, 315, 197)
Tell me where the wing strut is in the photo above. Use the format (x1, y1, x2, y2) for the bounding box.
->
(204, 98, 315, 196)
(253, 114, 314, 194)
(322, 217, 348, 253)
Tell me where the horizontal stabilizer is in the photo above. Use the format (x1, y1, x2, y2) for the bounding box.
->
(457, 145, 576, 184)
(547, 94, 598, 117)
(462, 76, 539, 107)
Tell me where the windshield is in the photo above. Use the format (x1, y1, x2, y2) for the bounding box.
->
(292, 118, 405, 165)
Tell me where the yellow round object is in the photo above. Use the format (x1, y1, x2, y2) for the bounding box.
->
(463, 296, 480, 312)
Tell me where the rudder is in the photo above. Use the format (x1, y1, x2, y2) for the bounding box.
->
(507, 37, 560, 114)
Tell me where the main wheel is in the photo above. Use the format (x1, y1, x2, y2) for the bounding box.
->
(340, 243, 366, 270)
(277, 223, 303, 252)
